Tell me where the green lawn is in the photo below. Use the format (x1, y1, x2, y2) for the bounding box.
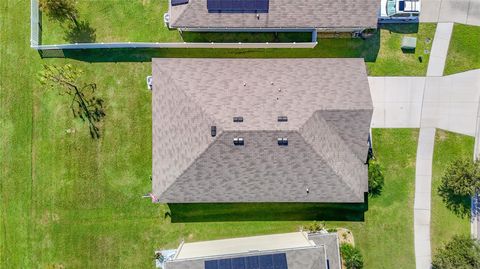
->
(40, 0, 436, 76)
(444, 24, 480, 75)
(431, 130, 474, 254)
(48, 23, 436, 76)
(2, 0, 422, 267)
(41, 0, 182, 44)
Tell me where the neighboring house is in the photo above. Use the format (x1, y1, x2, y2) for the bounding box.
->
(152, 58, 373, 203)
(162, 232, 341, 269)
(165, 0, 379, 34)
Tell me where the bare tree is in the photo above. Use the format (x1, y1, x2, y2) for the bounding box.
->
(39, 64, 105, 139)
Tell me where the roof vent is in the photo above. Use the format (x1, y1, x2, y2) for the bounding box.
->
(211, 126, 216, 137)
(233, 116, 244, 123)
(277, 137, 288, 146)
(277, 116, 288, 122)
(233, 137, 244, 146)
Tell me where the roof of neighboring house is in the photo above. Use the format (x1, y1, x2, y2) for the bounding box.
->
(169, 0, 379, 30)
(164, 232, 341, 269)
(152, 58, 373, 203)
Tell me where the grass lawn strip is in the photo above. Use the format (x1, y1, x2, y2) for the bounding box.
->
(430, 130, 474, 254)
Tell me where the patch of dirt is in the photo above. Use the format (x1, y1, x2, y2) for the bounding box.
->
(437, 129, 448, 141)
(337, 228, 354, 246)
(39, 211, 60, 225)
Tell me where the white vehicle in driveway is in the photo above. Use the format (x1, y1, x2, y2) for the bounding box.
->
(379, 0, 421, 23)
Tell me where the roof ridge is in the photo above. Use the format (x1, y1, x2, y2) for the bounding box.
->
(296, 133, 362, 201)
(299, 111, 364, 200)
(169, 1, 192, 27)
(154, 61, 221, 198)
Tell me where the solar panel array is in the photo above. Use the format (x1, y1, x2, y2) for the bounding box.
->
(205, 253, 288, 269)
(207, 0, 269, 13)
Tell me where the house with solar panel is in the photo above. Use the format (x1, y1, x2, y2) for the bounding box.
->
(164, 0, 379, 38)
(157, 232, 341, 269)
(152, 58, 373, 204)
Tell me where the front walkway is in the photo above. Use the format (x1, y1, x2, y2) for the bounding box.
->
(427, 23, 453, 76)
(414, 128, 436, 269)
(421, 0, 480, 26)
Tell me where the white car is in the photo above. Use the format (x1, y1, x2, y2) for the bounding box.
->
(379, 0, 421, 23)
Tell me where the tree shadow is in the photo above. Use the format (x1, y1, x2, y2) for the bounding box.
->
(168, 195, 368, 223)
(438, 184, 471, 218)
(64, 20, 96, 43)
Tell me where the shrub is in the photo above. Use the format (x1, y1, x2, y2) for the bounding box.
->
(440, 158, 480, 197)
(368, 160, 385, 196)
(306, 221, 325, 233)
(340, 243, 364, 269)
(438, 158, 480, 217)
(432, 235, 480, 268)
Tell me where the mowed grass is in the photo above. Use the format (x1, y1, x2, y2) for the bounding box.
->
(41, 0, 182, 44)
(2, 0, 421, 267)
(367, 23, 436, 76)
(53, 23, 436, 76)
(430, 130, 474, 254)
(40, 0, 436, 76)
(444, 24, 480, 75)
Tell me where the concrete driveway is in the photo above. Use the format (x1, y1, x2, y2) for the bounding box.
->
(369, 70, 480, 135)
(420, 0, 480, 25)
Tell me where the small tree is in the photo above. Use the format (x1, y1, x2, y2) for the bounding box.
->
(432, 235, 480, 268)
(438, 158, 480, 217)
(340, 243, 364, 269)
(39, 64, 105, 139)
(39, 0, 79, 25)
(368, 160, 385, 197)
(440, 158, 480, 196)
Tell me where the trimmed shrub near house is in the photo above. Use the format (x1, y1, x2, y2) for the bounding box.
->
(340, 243, 364, 269)
(368, 160, 385, 196)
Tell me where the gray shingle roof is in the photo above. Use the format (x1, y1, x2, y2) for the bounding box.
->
(170, 0, 379, 30)
(152, 58, 372, 203)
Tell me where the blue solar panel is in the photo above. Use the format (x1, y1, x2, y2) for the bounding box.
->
(205, 253, 287, 269)
(219, 259, 232, 269)
(171, 0, 189, 6)
(232, 257, 246, 269)
(246, 256, 259, 269)
(272, 254, 287, 269)
(207, 0, 269, 13)
(206, 260, 219, 269)
(258, 255, 274, 269)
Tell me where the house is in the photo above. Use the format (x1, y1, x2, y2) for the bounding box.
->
(161, 232, 341, 269)
(165, 0, 379, 34)
(152, 58, 373, 203)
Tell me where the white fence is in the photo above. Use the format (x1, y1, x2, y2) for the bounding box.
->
(30, 0, 317, 51)
(31, 0, 40, 47)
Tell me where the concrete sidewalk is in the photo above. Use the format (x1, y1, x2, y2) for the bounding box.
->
(421, 0, 480, 26)
(414, 128, 436, 269)
(427, 23, 453, 77)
